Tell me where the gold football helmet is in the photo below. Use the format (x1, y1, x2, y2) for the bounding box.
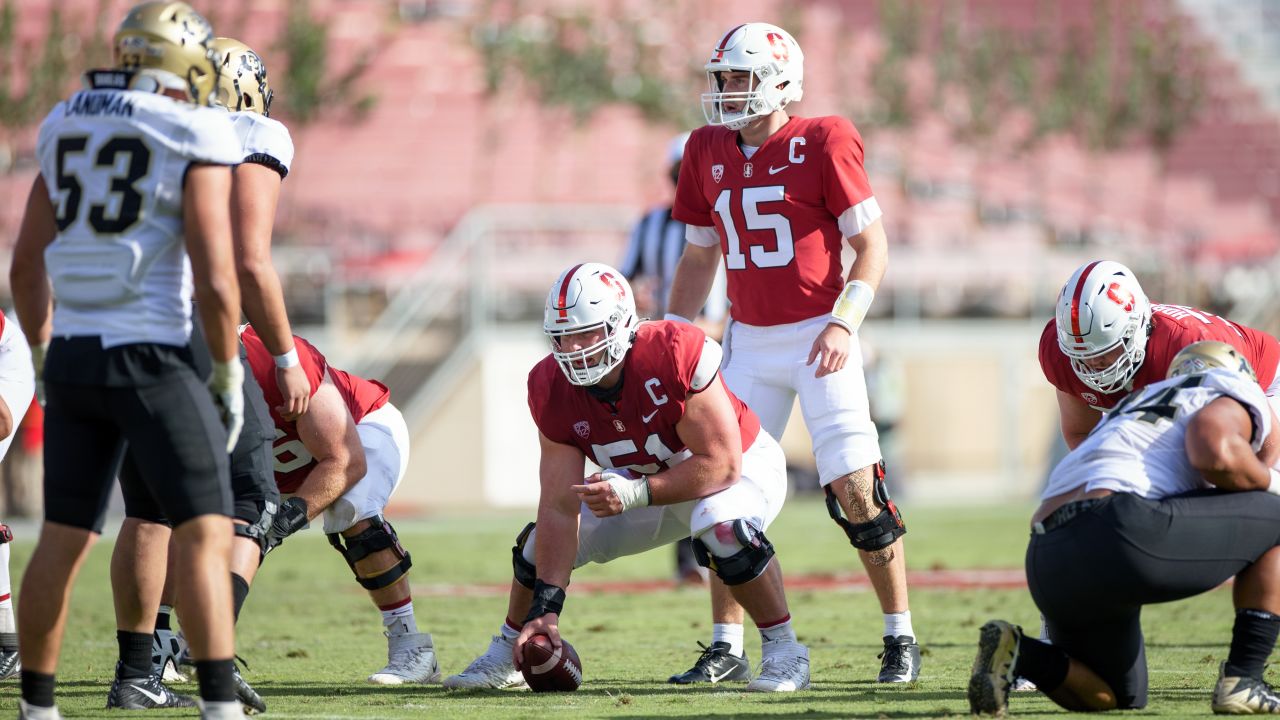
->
(211, 38, 274, 116)
(1166, 341, 1256, 382)
(113, 1, 218, 105)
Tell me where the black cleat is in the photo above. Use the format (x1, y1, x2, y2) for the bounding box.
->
(234, 665, 266, 715)
(106, 664, 197, 709)
(668, 641, 750, 684)
(0, 648, 20, 680)
(877, 634, 922, 682)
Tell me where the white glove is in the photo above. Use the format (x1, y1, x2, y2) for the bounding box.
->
(209, 359, 244, 453)
(602, 469, 650, 512)
(30, 342, 48, 407)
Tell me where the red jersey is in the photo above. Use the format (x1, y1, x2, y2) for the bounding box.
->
(241, 326, 391, 492)
(528, 321, 761, 475)
(672, 116, 877, 327)
(1039, 304, 1280, 409)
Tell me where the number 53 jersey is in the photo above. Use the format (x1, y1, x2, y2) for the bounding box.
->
(672, 116, 881, 327)
(35, 72, 241, 347)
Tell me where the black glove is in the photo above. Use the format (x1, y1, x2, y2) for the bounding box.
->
(264, 497, 309, 554)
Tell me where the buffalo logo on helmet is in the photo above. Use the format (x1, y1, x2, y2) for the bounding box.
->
(574, 421, 590, 439)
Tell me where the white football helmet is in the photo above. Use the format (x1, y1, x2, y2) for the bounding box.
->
(1167, 341, 1256, 382)
(702, 23, 804, 131)
(1055, 260, 1153, 394)
(544, 263, 639, 386)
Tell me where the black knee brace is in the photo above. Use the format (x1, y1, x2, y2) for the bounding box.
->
(825, 461, 906, 552)
(0, 524, 10, 544)
(327, 515, 413, 591)
(511, 522, 537, 590)
(691, 519, 776, 586)
(235, 500, 277, 558)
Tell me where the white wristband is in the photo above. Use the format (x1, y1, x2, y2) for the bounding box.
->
(603, 470, 651, 511)
(210, 358, 244, 393)
(831, 280, 874, 333)
(664, 313, 692, 324)
(1268, 467, 1280, 495)
(273, 347, 300, 369)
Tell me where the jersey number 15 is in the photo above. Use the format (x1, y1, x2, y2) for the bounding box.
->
(714, 186, 795, 270)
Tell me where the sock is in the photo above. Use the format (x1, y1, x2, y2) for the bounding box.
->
(0, 537, 13, 635)
(501, 618, 522, 640)
(231, 573, 250, 622)
(21, 670, 56, 708)
(884, 610, 914, 639)
(116, 630, 153, 679)
(757, 615, 797, 644)
(379, 597, 418, 636)
(712, 623, 745, 656)
(155, 604, 172, 632)
(1225, 609, 1280, 680)
(195, 659, 237, 703)
(1012, 635, 1070, 692)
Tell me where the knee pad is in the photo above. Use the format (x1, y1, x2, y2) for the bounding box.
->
(825, 461, 906, 552)
(691, 519, 775, 586)
(326, 515, 412, 591)
(234, 500, 277, 557)
(0, 524, 10, 544)
(511, 522, 537, 590)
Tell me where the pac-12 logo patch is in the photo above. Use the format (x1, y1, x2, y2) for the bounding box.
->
(711, 164, 724, 183)
(574, 421, 590, 439)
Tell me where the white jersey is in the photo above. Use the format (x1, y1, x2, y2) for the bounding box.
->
(1044, 369, 1272, 500)
(229, 111, 293, 177)
(37, 72, 241, 347)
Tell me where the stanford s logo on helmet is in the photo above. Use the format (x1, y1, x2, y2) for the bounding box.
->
(544, 263, 639, 386)
(702, 23, 804, 131)
(1166, 341, 1257, 382)
(1054, 260, 1152, 394)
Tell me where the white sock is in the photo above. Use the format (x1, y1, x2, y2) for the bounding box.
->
(884, 610, 914, 639)
(0, 539, 13, 636)
(712, 623, 745, 656)
(379, 599, 418, 636)
(500, 620, 521, 641)
(197, 699, 244, 719)
(758, 615, 797, 644)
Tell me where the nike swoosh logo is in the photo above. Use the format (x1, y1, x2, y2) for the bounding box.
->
(129, 684, 171, 705)
(642, 410, 658, 423)
(768, 165, 788, 175)
(709, 667, 736, 682)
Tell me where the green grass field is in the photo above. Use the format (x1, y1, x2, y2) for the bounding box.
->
(0, 497, 1257, 718)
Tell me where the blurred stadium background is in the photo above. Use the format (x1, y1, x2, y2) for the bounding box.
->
(1, 0, 1279, 516)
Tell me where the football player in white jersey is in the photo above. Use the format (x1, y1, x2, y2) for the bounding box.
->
(0, 318, 35, 682)
(969, 342, 1280, 716)
(9, 3, 246, 719)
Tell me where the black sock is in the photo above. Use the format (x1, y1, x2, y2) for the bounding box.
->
(1225, 608, 1280, 679)
(195, 659, 237, 702)
(1012, 636, 1071, 693)
(21, 669, 56, 708)
(116, 630, 153, 679)
(0, 630, 17, 651)
(155, 606, 171, 632)
(231, 572, 250, 623)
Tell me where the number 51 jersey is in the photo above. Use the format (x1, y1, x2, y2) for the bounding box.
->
(36, 71, 241, 347)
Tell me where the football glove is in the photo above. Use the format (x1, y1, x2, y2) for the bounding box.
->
(209, 359, 244, 453)
(264, 496, 309, 554)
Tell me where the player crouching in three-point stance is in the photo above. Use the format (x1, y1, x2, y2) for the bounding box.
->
(445, 263, 809, 692)
(970, 342, 1280, 716)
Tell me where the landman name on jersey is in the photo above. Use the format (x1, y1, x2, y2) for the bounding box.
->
(66, 91, 135, 118)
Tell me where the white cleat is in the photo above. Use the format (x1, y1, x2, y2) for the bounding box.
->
(368, 631, 442, 685)
(746, 639, 810, 692)
(443, 635, 528, 690)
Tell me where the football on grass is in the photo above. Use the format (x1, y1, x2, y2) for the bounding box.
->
(520, 634, 583, 692)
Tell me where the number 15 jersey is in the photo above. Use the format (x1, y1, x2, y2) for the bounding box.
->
(672, 116, 881, 327)
(36, 71, 241, 347)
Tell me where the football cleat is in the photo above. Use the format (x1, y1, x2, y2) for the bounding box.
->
(877, 634, 922, 683)
(745, 639, 810, 692)
(106, 664, 197, 709)
(668, 641, 750, 684)
(233, 663, 266, 715)
(1212, 663, 1280, 714)
(0, 648, 20, 681)
(152, 627, 190, 683)
(369, 631, 441, 685)
(443, 635, 528, 690)
(18, 700, 63, 720)
(1011, 675, 1038, 692)
(968, 620, 1022, 716)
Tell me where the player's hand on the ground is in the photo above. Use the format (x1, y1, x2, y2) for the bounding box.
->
(513, 613, 561, 670)
(264, 496, 309, 554)
(807, 322, 851, 378)
(210, 360, 245, 452)
(275, 363, 310, 421)
(572, 474, 627, 517)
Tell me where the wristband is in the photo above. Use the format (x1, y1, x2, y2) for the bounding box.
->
(273, 347, 300, 369)
(1268, 468, 1280, 495)
(210, 358, 244, 393)
(830, 280, 874, 333)
(603, 471, 651, 511)
(524, 579, 566, 623)
(664, 313, 692, 324)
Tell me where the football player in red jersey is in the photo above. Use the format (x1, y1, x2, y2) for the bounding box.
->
(1041, 260, 1280, 465)
(0, 310, 35, 683)
(239, 327, 439, 686)
(665, 22, 917, 683)
(445, 263, 810, 692)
